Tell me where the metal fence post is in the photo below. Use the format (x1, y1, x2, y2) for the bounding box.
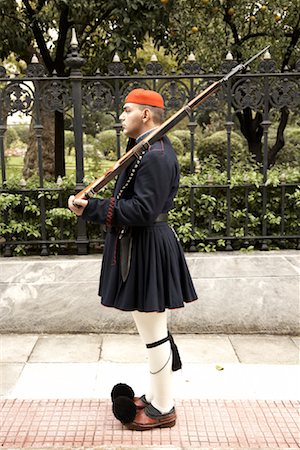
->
(65, 29, 88, 255)
(0, 86, 12, 256)
(261, 74, 271, 251)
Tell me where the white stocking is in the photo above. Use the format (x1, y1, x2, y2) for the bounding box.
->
(132, 310, 174, 414)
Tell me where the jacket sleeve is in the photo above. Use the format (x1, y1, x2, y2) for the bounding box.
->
(82, 145, 175, 227)
(81, 197, 114, 227)
(115, 148, 174, 226)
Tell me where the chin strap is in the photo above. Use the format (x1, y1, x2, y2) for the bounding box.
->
(146, 332, 182, 372)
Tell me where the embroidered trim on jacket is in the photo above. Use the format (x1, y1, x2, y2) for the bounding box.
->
(116, 149, 146, 200)
(105, 197, 115, 228)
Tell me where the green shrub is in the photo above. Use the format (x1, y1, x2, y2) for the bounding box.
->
(0, 173, 114, 255)
(197, 130, 247, 167)
(169, 129, 201, 156)
(0, 163, 299, 256)
(14, 124, 29, 146)
(5, 124, 29, 148)
(96, 130, 127, 157)
(263, 125, 299, 167)
(178, 154, 194, 175)
(168, 134, 184, 155)
(84, 130, 128, 171)
(5, 127, 18, 148)
(65, 130, 75, 156)
(171, 163, 299, 252)
(276, 127, 300, 167)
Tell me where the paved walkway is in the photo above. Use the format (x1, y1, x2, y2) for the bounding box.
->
(1, 334, 299, 449)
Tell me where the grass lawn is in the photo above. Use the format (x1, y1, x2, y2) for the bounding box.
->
(3, 155, 115, 181)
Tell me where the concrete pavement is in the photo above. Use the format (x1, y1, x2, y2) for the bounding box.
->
(1, 333, 299, 400)
(1, 333, 299, 449)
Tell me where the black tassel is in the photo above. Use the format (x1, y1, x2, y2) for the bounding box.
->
(168, 333, 182, 371)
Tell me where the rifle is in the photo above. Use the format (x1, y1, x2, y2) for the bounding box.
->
(75, 45, 270, 200)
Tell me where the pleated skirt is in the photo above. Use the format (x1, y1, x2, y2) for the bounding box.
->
(99, 222, 198, 312)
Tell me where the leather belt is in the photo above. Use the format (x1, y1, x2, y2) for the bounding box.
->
(155, 213, 168, 223)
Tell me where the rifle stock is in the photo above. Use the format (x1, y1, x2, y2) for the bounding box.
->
(75, 46, 269, 200)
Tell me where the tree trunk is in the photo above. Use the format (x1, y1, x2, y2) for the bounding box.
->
(22, 2, 69, 180)
(268, 107, 289, 167)
(23, 109, 55, 180)
(236, 107, 264, 163)
(236, 106, 290, 168)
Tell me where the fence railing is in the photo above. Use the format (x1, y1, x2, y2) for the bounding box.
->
(0, 47, 299, 256)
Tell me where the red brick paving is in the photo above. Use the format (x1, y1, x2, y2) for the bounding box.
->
(0, 399, 299, 448)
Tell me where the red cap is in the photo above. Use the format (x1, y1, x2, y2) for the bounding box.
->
(125, 88, 164, 109)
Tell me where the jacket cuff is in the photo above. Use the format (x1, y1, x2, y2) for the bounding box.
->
(81, 197, 113, 224)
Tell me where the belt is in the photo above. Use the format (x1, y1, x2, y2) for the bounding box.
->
(155, 213, 168, 223)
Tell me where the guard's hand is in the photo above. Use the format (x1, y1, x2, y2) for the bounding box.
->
(68, 195, 88, 217)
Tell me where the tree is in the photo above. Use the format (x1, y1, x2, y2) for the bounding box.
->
(0, 0, 172, 178)
(1, 0, 299, 172)
(164, 0, 300, 167)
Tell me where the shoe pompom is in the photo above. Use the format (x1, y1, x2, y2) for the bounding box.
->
(111, 383, 134, 401)
(112, 396, 137, 424)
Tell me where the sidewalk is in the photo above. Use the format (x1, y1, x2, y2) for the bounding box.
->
(1, 333, 299, 449)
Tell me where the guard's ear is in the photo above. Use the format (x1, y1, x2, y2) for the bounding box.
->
(142, 108, 151, 122)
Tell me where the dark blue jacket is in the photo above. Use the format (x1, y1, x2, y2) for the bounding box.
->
(82, 135, 180, 227)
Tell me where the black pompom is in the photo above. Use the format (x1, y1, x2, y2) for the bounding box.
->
(112, 396, 137, 424)
(111, 383, 135, 402)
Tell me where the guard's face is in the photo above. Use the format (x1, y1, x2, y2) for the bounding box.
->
(119, 103, 145, 139)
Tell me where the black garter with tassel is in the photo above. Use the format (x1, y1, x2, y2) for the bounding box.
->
(146, 331, 182, 372)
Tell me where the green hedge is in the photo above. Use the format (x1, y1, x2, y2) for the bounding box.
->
(275, 127, 300, 167)
(169, 130, 201, 156)
(1, 124, 299, 255)
(85, 130, 128, 170)
(0, 162, 299, 255)
(170, 162, 299, 252)
(197, 130, 248, 168)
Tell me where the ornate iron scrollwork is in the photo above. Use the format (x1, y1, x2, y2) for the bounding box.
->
(182, 61, 203, 75)
(220, 60, 238, 74)
(3, 81, 34, 115)
(258, 59, 277, 73)
(145, 61, 163, 76)
(194, 79, 222, 112)
(269, 78, 300, 111)
(82, 81, 114, 112)
(160, 80, 189, 110)
(26, 63, 46, 78)
(107, 62, 126, 76)
(39, 80, 72, 113)
(231, 78, 264, 111)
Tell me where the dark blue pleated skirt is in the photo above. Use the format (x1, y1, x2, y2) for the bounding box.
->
(99, 222, 198, 312)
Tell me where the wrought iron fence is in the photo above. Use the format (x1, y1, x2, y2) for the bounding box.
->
(0, 45, 299, 256)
